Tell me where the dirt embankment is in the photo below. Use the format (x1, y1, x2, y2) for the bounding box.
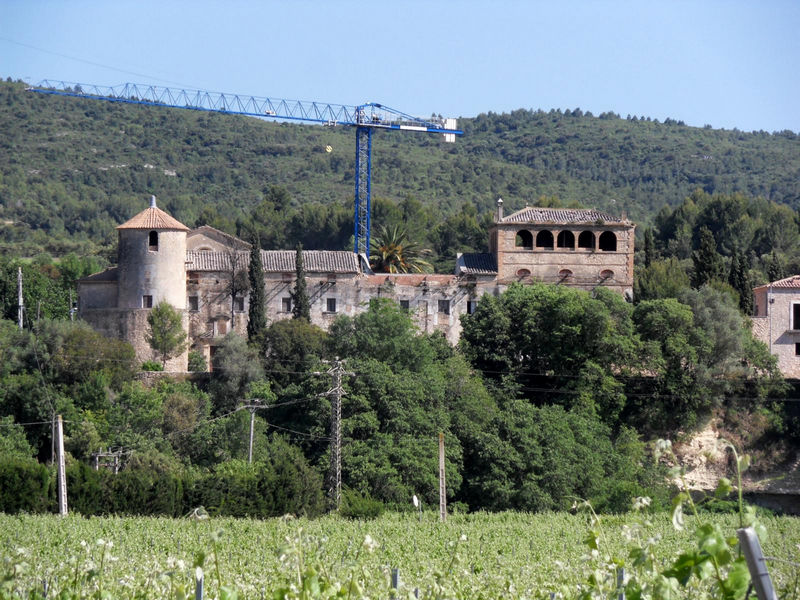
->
(673, 419, 800, 495)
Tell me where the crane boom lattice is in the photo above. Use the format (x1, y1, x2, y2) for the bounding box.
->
(28, 80, 462, 257)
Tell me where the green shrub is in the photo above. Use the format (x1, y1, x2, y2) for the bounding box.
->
(340, 487, 384, 519)
(187, 350, 207, 372)
(141, 360, 164, 372)
(66, 460, 111, 515)
(0, 456, 52, 513)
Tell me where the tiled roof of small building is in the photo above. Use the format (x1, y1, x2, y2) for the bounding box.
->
(186, 250, 360, 273)
(456, 253, 497, 275)
(117, 206, 190, 231)
(753, 275, 800, 291)
(77, 267, 119, 283)
(500, 206, 624, 225)
(188, 226, 251, 249)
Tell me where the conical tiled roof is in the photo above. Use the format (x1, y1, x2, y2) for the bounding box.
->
(117, 197, 190, 231)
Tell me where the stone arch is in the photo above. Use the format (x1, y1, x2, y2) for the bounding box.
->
(148, 231, 159, 251)
(515, 229, 533, 249)
(599, 231, 617, 252)
(578, 230, 595, 249)
(536, 230, 554, 249)
(600, 269, 615, 281)
(516, 268, 531, 278)
(557, 230, 575, 249)
(559, 268, 574, 280)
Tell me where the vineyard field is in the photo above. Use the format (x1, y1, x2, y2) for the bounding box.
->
(1, 510, 799, 599)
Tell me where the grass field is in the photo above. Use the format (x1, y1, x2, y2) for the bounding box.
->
(1, 510, 799, 599)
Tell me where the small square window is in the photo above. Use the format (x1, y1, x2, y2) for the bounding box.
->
(467, 300, 478, 315)
(281, 297, 292, 313)
(142, 295, 153, 308)
(438, 299, 450, 315)
(282, 273, 293, 283)
(326, 298, 337, 313)
(399, 299, 410, 311)
(188, 296, 199, 311)
(234, 297, 244, 312)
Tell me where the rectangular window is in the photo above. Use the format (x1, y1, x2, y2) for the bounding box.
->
(793, 304, 800, 330)
(234, 297, 244, 312)
(282, 297, 292, 313)
(282, 273, 293, 283)
(399, 299, 410, 311)
(438, 299, 450, 315)
(142, 295, 153, 308)
(188, 296, 199, 311)
(467, 300, 478, 314)
(326, 298, 337, 313)
(796, 343, 800, 357)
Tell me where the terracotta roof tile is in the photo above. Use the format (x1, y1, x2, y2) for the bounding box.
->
(500, 207, 624, 225)
(456, 253, 497, 275)
(754, 275, 800, 291)
(186, 250, 360, 273)
(117, 206, 190, 231)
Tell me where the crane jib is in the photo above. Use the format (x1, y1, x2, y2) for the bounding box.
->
(28, 80, 463, 259)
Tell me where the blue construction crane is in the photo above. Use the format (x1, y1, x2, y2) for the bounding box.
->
(27, 80, 463, 257)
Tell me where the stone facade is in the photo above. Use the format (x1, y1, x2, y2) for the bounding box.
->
(752, 275, 800, 378)
(78, 198, 635, 371)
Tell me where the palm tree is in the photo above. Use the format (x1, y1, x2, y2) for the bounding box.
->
(369, 224, 433, 273)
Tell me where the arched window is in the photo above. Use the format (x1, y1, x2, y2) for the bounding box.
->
(516, 268, 531, 278)
(578, 231, 595, 249)
(600, 269, 615, 281)
(515, 230, 533, 249)
(557, 230, 575, 249)
(196, 246, 213, 253)
(598, 231, 617, 252)
(148, 231, 159, 251)
(559, 269, 574, 280)
(536, 230, 554, 249)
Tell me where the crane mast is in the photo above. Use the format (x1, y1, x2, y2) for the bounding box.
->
(28, 80, 462, 257)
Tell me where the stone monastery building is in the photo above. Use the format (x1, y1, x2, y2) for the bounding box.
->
(78, 197, 635, 371)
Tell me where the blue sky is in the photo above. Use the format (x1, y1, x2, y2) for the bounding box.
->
(2, 0, 798, 133)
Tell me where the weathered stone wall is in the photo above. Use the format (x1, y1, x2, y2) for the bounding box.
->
(493, 222, 635, 298)
(80, 308, 189, 371)
(117, 229, 187, 309)
(78, 281, 118, 309)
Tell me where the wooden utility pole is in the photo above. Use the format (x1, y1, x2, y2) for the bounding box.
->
(439, 432, 446, 522)
(241, 399, 267, 464)
(56, 415, 68, 516)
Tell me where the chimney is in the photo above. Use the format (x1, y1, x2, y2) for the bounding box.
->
(496, 197, 504, 222)
(150, 195, 157, 208)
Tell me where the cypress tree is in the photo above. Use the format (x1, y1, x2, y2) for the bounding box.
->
(247, 234, 267, 343)
(767, 250, 784, 283)
(728, 249, 753, 315)
(644, 227, 655, 268)
(291, 243, 311, 321)
(691, 227, 723, 288)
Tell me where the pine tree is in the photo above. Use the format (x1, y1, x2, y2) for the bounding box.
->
(291, 243, 311, 321)
(691, 227, 723, 288)
(247, 234, 267, 343)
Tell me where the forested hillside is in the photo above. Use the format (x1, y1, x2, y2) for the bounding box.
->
(2, 78, 799, 261)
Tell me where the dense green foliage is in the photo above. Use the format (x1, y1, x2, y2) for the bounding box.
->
(2, 80, 799, 265)
(146, 301, 188, 367)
